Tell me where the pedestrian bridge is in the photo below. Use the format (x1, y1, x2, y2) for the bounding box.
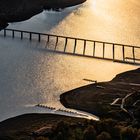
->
(0, 28, 140, 65)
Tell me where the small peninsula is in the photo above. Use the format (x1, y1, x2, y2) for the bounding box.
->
(60, 68, 140, 121)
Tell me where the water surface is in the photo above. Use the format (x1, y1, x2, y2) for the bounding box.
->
(0, 0, 139, 121)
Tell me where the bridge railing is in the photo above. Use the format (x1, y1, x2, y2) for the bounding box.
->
(1, 28, 140, 65)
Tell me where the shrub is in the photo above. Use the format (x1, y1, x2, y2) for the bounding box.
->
(54, 121, 70, 140)
(136, 129, 140, 140)
(96, 131, 112, 140)
(83, 125, 96, 140)
(136, 135, 140, 140)
(55, 121, 69, 135)
(120, 127, 137, 140)
(56, 132, 64, 140)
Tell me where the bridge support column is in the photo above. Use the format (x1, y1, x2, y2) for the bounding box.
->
(103, 43, 105, 58)
(4, 29, 6, 37)
(29, 33, 32, 41)
(47, 35, 50, 43)
(122, 45, 125, 61)
(12, 30, 15, 38)
(73, 39, 77, 54)
(21, 32, 23, 39)
(38, 34, 41, 42)
(113, 44, 115, 61)
(83, 40, 86, 55)
(64, 38, 68, 52)
(55, 36, 58, 50)
(132, 47, 135, 63)
(93, 41, 95, 57)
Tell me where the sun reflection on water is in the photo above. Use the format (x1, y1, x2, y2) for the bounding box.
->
(0, 0, 140, 121)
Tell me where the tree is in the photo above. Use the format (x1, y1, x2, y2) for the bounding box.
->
(96, 131, 112, 140)
(83, 125, 96, 140)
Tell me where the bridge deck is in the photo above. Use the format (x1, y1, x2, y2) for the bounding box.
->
(0, 28, 140, 65)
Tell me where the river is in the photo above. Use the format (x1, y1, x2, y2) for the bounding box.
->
(0, 0, 139, 121)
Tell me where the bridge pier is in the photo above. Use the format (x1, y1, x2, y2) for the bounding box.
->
(64, 37, 68, 52)
(112, 44, 115, 61)
(47, 35, 50, 43)
(93, 41, 96, 57)
(29, 33, 32, 41)
(132, 47, 135, 63)
(122, 45, 125, 61)
(103, 43, 105, 58)
(83, 40, 86, 55)
(73, 39, 77, 54)
(38, 34, 41, 42)
(20, 32, 23, 39)
(12, 30, 15, 38)
(4, 29, 6, 37)
(54, 36, 58, 50)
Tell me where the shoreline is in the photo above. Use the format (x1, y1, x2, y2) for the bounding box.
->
(60, 68, 140, 120)
(0, 68, 139, 122)
(0, 0, 86, 30)
(0, 68, 140, 139)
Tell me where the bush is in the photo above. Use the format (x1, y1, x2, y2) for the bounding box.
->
(136, 129, 140, 140)
(96, 131, 112, 140)
(56, 132, 64, 140)
(136, 135, 140, 140)
(120, 127, 137, 140)
(54, 121, 70, 140)
(83, 125, 96, 140)
(55, 121, 69, 134)
(93, 118, 117, 136)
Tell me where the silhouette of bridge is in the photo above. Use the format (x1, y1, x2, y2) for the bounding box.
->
(1, 28, 140, 65)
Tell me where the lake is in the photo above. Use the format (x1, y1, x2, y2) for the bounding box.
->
(0, 0, 139, 121)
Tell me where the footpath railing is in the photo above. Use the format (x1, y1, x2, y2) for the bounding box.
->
(1, 28, 140, 65)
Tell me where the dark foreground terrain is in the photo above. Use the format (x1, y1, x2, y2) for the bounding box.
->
(0, 113, 140, 140)
(0, 0, 86, 29)
(0, 68, 140, 140)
